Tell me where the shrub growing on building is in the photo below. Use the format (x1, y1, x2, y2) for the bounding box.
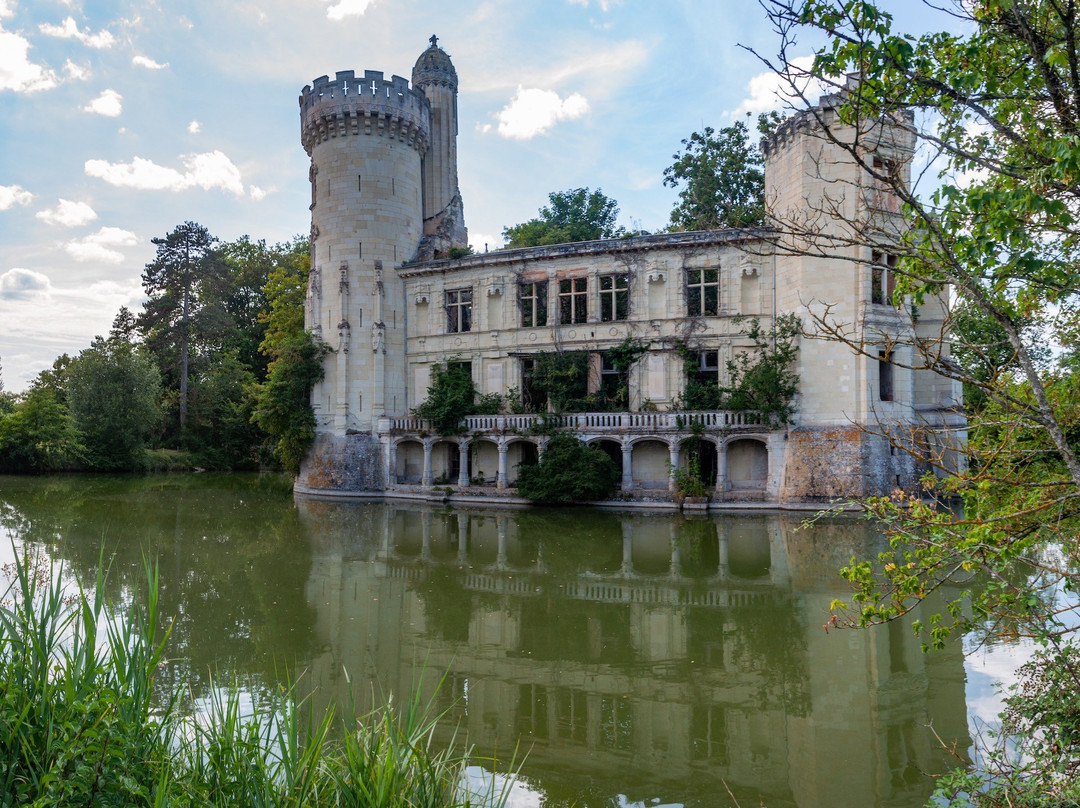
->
(515, 432, 619, 503)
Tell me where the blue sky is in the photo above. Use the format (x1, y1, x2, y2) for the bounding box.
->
(0, 0, 946, 391)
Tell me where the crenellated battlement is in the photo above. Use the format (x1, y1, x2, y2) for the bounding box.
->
(762, 93, 916, 160)
(300, 69, 431, 156)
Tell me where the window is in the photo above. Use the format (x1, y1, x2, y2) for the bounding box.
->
(870, 155, 902, 211)
(520, 358, 543, 410)
(519, 281, 547, 327)
(691, 350, 719, 386)
(445, 288, 472, 333)
(559, 277, 587, 324)
(599, 274, 629, 321)
(871, 251, 899, 305)
(878, 350, 894, 401)
(686, 268, 720, 316)
(601, 353, 622, 399)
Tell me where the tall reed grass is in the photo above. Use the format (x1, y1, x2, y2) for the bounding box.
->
(0, 551, 509, 807)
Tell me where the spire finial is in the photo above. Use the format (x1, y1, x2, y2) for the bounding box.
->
(429, 34, 438, 48)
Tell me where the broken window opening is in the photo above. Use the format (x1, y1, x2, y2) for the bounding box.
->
(599, 274, 629, 322)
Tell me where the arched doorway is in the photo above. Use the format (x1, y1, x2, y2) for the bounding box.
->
(727, 438, 768, 490)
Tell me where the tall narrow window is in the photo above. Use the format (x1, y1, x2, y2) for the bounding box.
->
(692, 350, 719, 385)
(878, 350, 894, 401)
(519, 281, 548, 327)
(445, 288, 473, 333)
(871, 250, 899, 305)
(686, 268, 720, 316)
(600, 353, 622, 400)
(599, 274, 629, 321)
(559, 277, 587, 324)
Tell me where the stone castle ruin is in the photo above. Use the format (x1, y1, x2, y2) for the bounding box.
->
(295, 38, 964, 505)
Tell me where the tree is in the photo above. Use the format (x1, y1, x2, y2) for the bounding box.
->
(752, 0, 1080, 802)
(663, 121, 765, 230)
(502, 188, 625, 248)
(0, 387, 83, 473)
(412, 360, 502, 436)
(515, 432, 619, 503)
(138, 222, 230, 437)
(251, 238, 328, 474)
(67, 334, 162, 471)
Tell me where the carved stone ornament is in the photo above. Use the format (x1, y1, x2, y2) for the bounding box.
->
(371, 321, 386, 353)
(337, 319, 351, 352)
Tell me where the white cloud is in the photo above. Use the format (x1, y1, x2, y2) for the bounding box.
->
(729, 56, 829, 118)
(36, 199, 97, 227)
(324, 0, 378, 19)
(63, 59, 90, 80)
(0, 184, 33, 210)
(568, 0, 620, 10)
(187, 120, 200, 134)
(248, 185, 268, 201)
(0, 29, 59, 92)
(85, 150, 247, 196)
(38, 17, 116, 49)
(491, 87, 589, 140)
(83, 88, 122, 117)
(0, 1, 14, 19)
(0, 268, 52, 301)
(132, 54, 167, 70)
(64, 226, 138, 264)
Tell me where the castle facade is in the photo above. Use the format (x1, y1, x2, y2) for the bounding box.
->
(295, 39, 964, 505)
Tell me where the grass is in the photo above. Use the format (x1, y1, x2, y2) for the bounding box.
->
(0, 550, 510, 807)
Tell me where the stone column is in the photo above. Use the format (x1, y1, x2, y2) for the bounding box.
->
(621, 442, 634, 490)
(496, 515, 508, 569)
(421, 510, 433, 562)
(716, 439, 728, 494)
(422, 438, 434, 487)
(669, 523, 682, 578)
(497, 441, 509, 489)
(668, 442, 681, 493)
(457, 512, 469, 564)
(457, 439, 471, 487)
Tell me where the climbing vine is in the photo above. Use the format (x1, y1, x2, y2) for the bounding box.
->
(412, 360, 501, 436)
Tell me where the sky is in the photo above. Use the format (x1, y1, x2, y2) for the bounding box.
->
(0, 0, 949, 392)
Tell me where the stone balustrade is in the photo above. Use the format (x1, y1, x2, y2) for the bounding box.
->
(378, 409, 767, 436)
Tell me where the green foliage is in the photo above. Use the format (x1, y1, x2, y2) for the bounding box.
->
(515, 432, 619, 503)
(527, 352, 589, 412)
(724, 314, 801, 424)
(502, 188, 625, 248)
(252, 331, 327, 475)
(186, 354, 262, 469)
(763, 0, 1080, 798)
(951, 302, 1051, 412)
(0, 388, 84, 473)
(66, 334, 163, 471)
(138, 221, 231, 438)
(663, 121, 765, 231)
(673, 315, 800, 421)
(0, 553, 508, 808)
(413, 361, 502, 436)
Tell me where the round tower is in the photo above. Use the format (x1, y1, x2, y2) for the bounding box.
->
(412, 35, 467, 257)
(298, 65, 429, 498)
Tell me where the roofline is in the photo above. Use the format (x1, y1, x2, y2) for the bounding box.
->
(397, 227, 773, 277)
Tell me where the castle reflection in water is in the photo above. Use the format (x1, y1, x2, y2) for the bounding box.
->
(296, 500, 970, 808)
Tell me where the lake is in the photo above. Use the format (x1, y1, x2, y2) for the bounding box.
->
(0, 473, 1009, 808)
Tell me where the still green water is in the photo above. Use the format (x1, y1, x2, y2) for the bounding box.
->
(0, 473, 972, 808)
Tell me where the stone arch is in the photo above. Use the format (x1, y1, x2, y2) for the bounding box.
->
(393, 438, 425, 484)
(726, 437, 769, 490)
(505, 438, 539, 485)
(630, 437, 670, 490)
(590, 437, 624, 479)
(431, 438, 460, 484)
(470, 436, 501, 485)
